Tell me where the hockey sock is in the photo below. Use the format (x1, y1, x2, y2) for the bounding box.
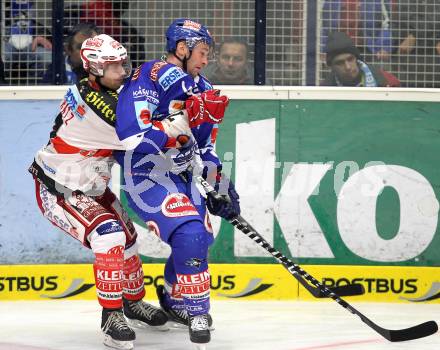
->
(169, 220, 213, 316)
(90, 228, 126, 309)
(122, 243, 146, 301)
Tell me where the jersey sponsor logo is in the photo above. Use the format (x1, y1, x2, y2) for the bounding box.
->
(150, 61, 168, 81)
(143, 274, 236, 293)
(158, 67, 186, 91)
(45, 211, 72, 232)
(134, 100, 157, 129)
(71, 194, 108, 223)
(183, 19, 202, 31)
(84, 90, 116, 123)
(107, 245, 124, 255)
(132, 87, 159, 102)
(176, 270, 210, 297)
(40, 159, 56, 175)
(96, 270, 123, 282)
(161, 193, 199, 217)
(96, 221, 123, 235)
(177, 270, 210, 285)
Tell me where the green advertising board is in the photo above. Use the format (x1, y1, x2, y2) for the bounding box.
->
(123, 98, 440, 267)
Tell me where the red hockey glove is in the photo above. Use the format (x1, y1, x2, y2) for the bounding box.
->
(185, 89, 229, 128)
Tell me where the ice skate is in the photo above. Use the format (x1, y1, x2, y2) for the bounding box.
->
(101, 308, 135, 350)
(156, 285, 214, 330)
(189, 314, 210, 347)
(123, 298, 169, 331)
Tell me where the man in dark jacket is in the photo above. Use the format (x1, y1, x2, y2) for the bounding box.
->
(322, 31, 400, 87)
(41, 22, 99, 84)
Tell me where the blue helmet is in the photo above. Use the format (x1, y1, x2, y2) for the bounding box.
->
(166, 18, 213, 53)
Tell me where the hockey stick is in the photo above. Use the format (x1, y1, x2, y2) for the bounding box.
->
(196, 175, 438, 341)
(193, 177, 364, 299)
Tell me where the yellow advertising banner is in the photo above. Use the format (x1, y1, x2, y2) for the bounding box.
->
(0, 264, 438, 303)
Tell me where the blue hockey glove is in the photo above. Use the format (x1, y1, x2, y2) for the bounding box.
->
(206, 173, 240, 220)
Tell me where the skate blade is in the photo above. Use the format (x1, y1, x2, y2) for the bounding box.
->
(167, 320, 188, 330)
(103, 335, 134, 350)
(127, 318, 169, 331)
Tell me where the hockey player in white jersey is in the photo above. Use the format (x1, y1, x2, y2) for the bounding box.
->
(28, 34, 169, 350)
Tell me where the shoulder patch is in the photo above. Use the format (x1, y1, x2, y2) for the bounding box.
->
(150, 61, 168, 81)
(132, 66, 142, 81)
(158, 67, 187, 91)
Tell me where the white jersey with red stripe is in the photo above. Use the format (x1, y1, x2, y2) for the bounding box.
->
(34, 79, 125, 195)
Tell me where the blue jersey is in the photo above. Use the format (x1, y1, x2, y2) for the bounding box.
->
(115, 59, 220, 173)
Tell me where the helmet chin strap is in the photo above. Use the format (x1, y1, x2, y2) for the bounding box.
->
(173, 49, 192, 72)
(87, 73, 102, 90)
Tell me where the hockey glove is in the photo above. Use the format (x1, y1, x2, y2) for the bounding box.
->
(206, 173, 240, 220)
(165, 134, 196, 174)
(185, 89, 229, 128)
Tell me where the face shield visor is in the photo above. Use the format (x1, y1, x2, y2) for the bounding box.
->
(186, 37, 216, 61)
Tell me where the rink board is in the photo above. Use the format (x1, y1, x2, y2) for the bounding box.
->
(1, 87, 439, 266)
(0, 264, 438, 303)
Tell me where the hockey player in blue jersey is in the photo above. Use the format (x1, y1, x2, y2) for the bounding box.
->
(114, 18, 240, 346)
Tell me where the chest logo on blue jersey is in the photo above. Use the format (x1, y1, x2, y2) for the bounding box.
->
(158, 67, 186, 91)
(134, 100, 157, 130)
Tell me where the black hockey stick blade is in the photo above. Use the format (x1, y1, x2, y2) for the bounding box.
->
(367, 318, 438, 342)
(388, 321, 438, 342)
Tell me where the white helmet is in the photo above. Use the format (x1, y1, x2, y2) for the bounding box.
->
(80, 34, 131, 77)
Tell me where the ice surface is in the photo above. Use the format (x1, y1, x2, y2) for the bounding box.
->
(0, 300, 438, 350)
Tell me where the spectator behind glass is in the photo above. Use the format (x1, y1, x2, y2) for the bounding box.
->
(203, 38, 253, 84)
(80, 0, 145, 67)
(321, 1, 393, 63)
(392, 1, 440, 88)
(41, 23, 99, 84)
(322, 31, 400, 87)
(4, 0, 52, 82)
